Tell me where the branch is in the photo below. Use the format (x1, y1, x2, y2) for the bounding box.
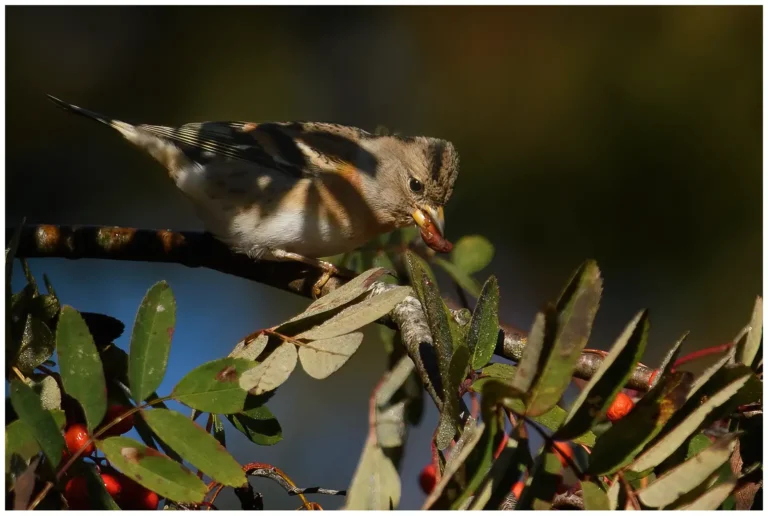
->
(9, 224, 655, 393)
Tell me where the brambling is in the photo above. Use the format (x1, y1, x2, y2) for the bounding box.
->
(47, 95, 459, 295)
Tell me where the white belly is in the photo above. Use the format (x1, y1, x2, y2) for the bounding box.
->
(225, 207, 366, 258)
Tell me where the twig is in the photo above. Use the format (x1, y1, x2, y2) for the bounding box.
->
(242, 464, 346, 497)
(9, 224, 656, 393)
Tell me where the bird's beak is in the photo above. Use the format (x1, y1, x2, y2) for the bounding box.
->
(412, 205, 453, 253)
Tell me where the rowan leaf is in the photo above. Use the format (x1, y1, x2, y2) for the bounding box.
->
(97, 436, 207, 503)
(298, 332, 363, 379)
(143, 408, 246, 487)
(238, 341, 297, 395)
(128, 281, 176, 403)
(56, 306, 107, 431)
(172, 357, 256, 414)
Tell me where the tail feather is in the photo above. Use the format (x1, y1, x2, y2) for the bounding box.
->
(46, 94, 187, 174)
(47, 94, 120, 127)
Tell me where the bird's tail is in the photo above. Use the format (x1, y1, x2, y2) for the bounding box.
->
(46, 94, 137, 136)
(46, 94, 188, 175)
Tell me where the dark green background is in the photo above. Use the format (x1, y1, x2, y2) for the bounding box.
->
(6, 6, 761, 509)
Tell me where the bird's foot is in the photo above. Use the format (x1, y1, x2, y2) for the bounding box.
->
(268, 249, 352, 299)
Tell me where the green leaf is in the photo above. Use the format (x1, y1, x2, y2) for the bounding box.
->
(296, 286, 410, 340)
(344, 437, 401, 509)
(29, 293, 60, 324)
(675, 479, 736, 510)
(422, 420, 485, 509)
(83, 463, 121, 510)
(650, 332, 688, 389)
(15, 315, 55, 374)
(404, 250, 437, 301)
(436, 344, 471, 453)
(582, 480, 610, 510)
(212, 414, 226, 448)
(239, 341, 298, 395)
(736, 295, 762, 368)
(588, 371, 694, 475)
(420, 269, 458, 450)
(172, 357, 256, 414)
(450, 414, 501, 510)
(472, 362, 517, 391)
(510, 310, 552, 394)
(526, 261, 602, 416)
(56, 306, 108, 431)
(227, 397, 283, 446)
(5, 409, 66, 469)
(636, 433, 738, 507)
(298, 332, 363, 379)
(31, 374, 61, 411)
(516, 450, 563, 510)
(466, 276, 500, 370)
(470, 430, 527, 510)
(504, 397, 596, 446)
(684, 347, 736, 403)
(433, 257, 482, 297)
(9, 380, 65, 468)
(630, 372, 750, 472)
(143, 408, 246, 487)
(80, 312, 125, 348)
(450, 235, 494, 275)
(556, 310, 648, 440)
(686, 433, 713, 459)
(128, 281, 176, 403)
(97, 436, 207, 503)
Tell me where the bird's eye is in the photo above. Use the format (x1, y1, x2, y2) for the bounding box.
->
(409, 177, 424, 193)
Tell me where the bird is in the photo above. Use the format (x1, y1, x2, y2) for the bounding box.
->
(46, 94, 460, 296)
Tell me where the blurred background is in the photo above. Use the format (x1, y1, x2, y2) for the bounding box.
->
(6, 5, 762, 509)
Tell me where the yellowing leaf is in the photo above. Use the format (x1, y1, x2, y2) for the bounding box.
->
(296, 286, 410, 340)
(637, 433, 737, 507)
(239, 342, 297, 395)
(630, 373, 750, 472)
(344, 437, 401, 510)
(298, 332, 363, 379)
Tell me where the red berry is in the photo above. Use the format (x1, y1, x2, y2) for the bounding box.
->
(100, 405, 135, 437)
(607, 392, 635, 422)
(648, 369, 659, 387)
(139, 489, 160, 510)
(101, 473, 122, 499)
(65, 424, 94, 456)
(419, 464, 437, 494)
(511, 481, 525, 499)
(64, 476, 89, 509)
(113, 473, 159, 510)
(551, 441, 574, 469)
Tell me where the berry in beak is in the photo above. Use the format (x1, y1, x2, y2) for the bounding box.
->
(412, 205, 452, 253)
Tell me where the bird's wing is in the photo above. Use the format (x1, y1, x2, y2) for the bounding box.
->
(138, 121, 376, 177)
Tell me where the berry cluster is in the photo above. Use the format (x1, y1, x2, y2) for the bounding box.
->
(61, 404, 159, 510)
